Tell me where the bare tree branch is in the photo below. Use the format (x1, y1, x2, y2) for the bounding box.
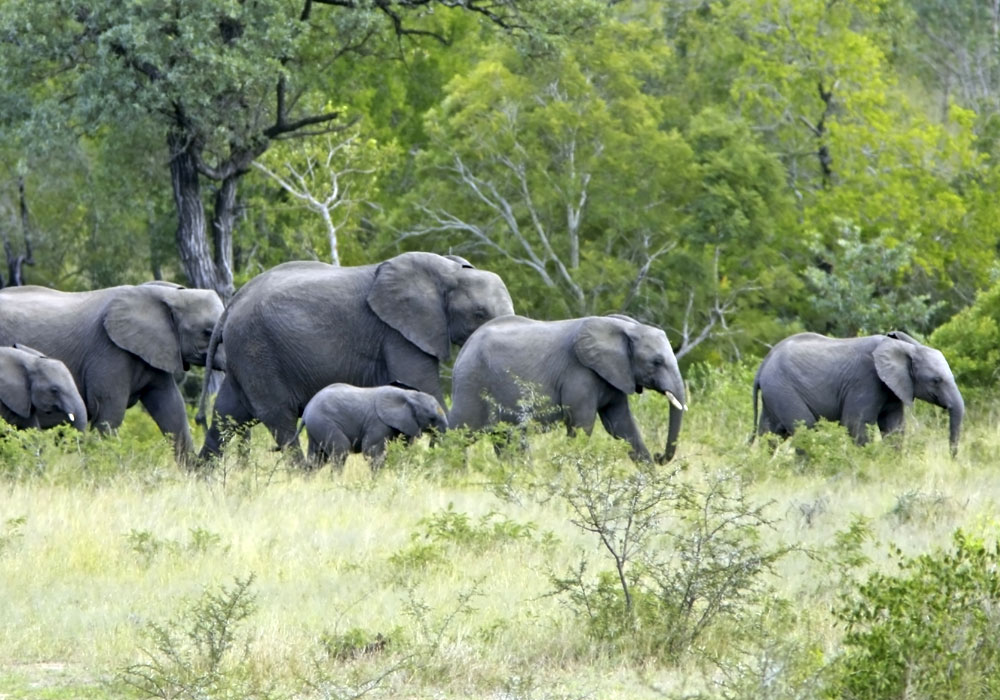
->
(253, 136, 375, 266)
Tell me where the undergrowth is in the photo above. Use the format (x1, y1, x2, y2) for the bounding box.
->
(2, 363, 1000, 698)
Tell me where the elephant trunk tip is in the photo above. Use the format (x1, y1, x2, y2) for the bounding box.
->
(948, 400, 964, 460)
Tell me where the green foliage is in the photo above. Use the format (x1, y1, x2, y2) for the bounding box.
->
(786, 419, 873, 477)
(828, 531, 1000, 699)
(549, 452, 788, 660)
(930, 279, 1000, 387)
(415, 503, 538, 549)
(118, 574, 266, 700)
(318, 627, 391, 662)
(802, 221, 944, 336)
(387, 503, 543, 582)
(0, 414, 172, 486)
(125, 527, 226, 568)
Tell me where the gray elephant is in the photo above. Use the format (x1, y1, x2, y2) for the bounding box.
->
(752, 331, 965, 455)
(0, 282, 225, 459)
(448, 314, 687, 463)
(199, 252, 514, 459)
(0, 345, 88, 431)
(296, 383, 448, 470)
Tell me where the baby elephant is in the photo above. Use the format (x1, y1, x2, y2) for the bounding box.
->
(753, 331, 964, 455)
(0, 345, 88, 431)
(298, 383, 448, 470)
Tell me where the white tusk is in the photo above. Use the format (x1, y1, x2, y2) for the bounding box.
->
(68, 413, 76, 422)
(665, 391, 687, 411)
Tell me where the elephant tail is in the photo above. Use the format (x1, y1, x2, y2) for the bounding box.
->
(750, 374, 760, 445)
(195, 309, 227, 427)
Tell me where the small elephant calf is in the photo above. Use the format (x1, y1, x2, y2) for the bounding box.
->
(297, 383, 448, 470)
(0, 345, 88, 431)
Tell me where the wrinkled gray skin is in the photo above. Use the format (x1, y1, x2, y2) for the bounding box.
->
(199, 252, 514, 460)
(0, 282, 225, 460)
(0, 345, 88, 432)
(753, 331, 965, 456)
(449, 314, 687, 463)
(297, 383, 448, 470)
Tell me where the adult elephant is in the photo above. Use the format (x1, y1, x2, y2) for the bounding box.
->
(752, 331, 964, 455)
(198, 252, 514, 459)
(0, 345, 88, 431)
(0, 282, 225, 459)
(448, 314, 687, 463)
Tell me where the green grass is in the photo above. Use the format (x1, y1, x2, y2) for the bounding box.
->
(1, 362, 998, 698)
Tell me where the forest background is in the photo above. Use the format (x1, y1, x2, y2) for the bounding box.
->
(5, 0, 1000, 374)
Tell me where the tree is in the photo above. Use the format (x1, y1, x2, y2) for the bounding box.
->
(400, 19, 698, 321)
(0, 0, 605, 299)
(401, 13, 800, 359)
(253, 129, 397, 266)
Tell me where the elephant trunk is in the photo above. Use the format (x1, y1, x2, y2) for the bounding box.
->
(658, 381, 686, 464)
(67, 395, 89, 431)
(948, 397, 964, 458)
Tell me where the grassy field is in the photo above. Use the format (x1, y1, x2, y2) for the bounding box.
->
(2, 362, 999, 699)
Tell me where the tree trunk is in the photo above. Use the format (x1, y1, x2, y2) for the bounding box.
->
(211, 176, 237, 302)
(168, 130, 224, 296)
(1, 175, 35, 288)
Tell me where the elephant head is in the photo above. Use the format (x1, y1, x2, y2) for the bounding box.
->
(874, 333, 964, 456)
(367, 252, 514, 361)
(376, 387, 449, 437)
(0, 345, 88, 430)
(103, 286, 225, 373)
(573, 316, 687, 462)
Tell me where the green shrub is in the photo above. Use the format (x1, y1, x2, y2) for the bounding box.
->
(549, 450, 789, 661)
(118, 574, 267, 699)
(828, 531, 1000, 699)
(930, 280, 1000, 387)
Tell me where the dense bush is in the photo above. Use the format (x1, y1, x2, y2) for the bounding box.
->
(930, 280, 1000, 387)
(827, 531, 1000, 699)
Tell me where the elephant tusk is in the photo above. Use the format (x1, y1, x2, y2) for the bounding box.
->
(665, 391, 687, 411)
(68, 413, 75, 423)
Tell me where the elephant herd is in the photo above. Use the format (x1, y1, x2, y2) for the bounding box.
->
(0, 252, 965, 467)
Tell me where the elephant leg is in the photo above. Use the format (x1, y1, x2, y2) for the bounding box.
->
(89, 389, 130, 434)
(841, 396, 882, 445)
(562, 387, 598, 436)
(310, 427, 351, 472)
(362, 436, 390, 472)
(200, 377, 256, 460)
(763, 391, 816, 437)
(597, 394, 651, 462)
(878, 403, 905, 441)
(263, 412, 306, 464)
(139, 374, 195, 462)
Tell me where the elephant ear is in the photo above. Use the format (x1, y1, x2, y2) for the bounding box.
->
(573, 317, 635, 395)
(0, 350, 32, 418)
(873, 338, 915, 405)
(375, 390, 421, 436)
(103, 289, 183, 374)
(367, 253, 452, 361)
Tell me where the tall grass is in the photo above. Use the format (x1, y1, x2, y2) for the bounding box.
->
(1, 362, 998, 698)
